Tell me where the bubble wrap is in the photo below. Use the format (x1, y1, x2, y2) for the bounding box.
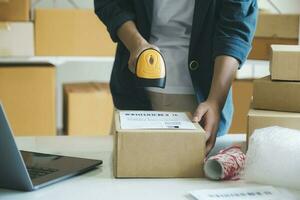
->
(244, 126, 300, 190)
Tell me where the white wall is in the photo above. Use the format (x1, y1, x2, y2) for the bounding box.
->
(258, 0, 300, 14)
(32, 0, 94, 9)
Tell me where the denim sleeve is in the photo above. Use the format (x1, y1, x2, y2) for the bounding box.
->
(213, 0, 258, 68)
(94, 0, 135, 42)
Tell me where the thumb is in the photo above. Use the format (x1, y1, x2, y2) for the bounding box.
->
(204, 117, 214, 141)
(205, 120, 217, 155)
(193, 104, 207, 123)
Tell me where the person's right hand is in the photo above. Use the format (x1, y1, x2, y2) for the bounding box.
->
(116, 21, 159, 73)
(128, 41, 159, 74)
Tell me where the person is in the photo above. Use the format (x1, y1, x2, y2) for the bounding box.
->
(94, 0, 258, 154)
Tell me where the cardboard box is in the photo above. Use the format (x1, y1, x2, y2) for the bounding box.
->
(35, 9, 116, 56)
(247, 108, 300, 145)
(249, 13, 299, 60)
(253, 76, 300, 112)
(0, 22, 34, 57)
(255, 14, 299, 39)
(114, 111, 206, 178)
(64, 83, 114, 136)
(249, 37, 298, 60)
(299, 17, 300, 45)
(270, 45, 300, 81)
(229, 80, 253, 133)
(0, 0, 30, 21)
(0, 63, 56, 136)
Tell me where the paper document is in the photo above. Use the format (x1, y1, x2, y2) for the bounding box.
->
(190, 186, 293, 200)
(119, 111, 196, 130)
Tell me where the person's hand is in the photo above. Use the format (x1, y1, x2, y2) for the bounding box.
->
(192, 100, 221, 155)
(128, 41, 159, 73)
(116, 21, 159, 73)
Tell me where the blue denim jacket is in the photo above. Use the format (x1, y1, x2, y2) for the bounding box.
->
(94, 0, 258, 136)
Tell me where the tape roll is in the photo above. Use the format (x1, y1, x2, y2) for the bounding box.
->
(204, 146, 246, 180)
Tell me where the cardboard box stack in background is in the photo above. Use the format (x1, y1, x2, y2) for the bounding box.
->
(249, 13, 299, 60)
(248, 44, 300, 144)
(0, 2, 117, 135)
(114, 111, 206, 178)
(230, 12, 300, 134)
(0, 63, 56, 136)
(0, 0, 34, 57)
(63, 82, 114, 136)
(35, 9, 116, 56)
(0, 1, 56, 136)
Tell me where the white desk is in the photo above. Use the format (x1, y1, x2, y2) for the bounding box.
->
(1, 135, 299, 200)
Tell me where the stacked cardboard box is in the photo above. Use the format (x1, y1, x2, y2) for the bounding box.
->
(0, 0, 34, 56)
(35, 9, 116, 56)
(248, 44, 300, 144)
(241, 11, 300, 133)
(0, 63, 56, 136)
(63, 82, 114, 136)
(249, 13, 299, 60)
(0, 1, 56, 136)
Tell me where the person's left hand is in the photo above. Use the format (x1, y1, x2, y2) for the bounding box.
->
(192, 100, 221, 155)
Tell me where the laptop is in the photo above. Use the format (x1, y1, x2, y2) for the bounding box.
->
(0, 103, 102, 191)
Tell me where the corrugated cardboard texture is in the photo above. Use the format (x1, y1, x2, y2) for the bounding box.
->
(64, 83, 114, 136)
(35, 9, 116, 56)
(0, 63, 56, 136)
(247, 108, 300, 146)
(114, 112, 206, 178)
(270, 45, 300, 81)
(0, 0, 30, 21)
(253, 76, 300, 112)
(229, 80, 253, 133)
(255, 13, 299, 39)
(0, 22, 34, 57)
(249, 37, 298, 60)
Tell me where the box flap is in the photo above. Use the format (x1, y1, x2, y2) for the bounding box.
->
(271, 44, 300, 52)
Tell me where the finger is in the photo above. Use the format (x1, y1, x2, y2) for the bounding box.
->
(204, 116, 214, 138)
(128, 61, 135, 73)
(192, 104, 207, 122)
(128, 55, 138, 73)
(205, 127, 218, 155)
(206, 133, 217, 155)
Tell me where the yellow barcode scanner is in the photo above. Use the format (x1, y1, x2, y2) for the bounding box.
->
(135, 48, 166, 88)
